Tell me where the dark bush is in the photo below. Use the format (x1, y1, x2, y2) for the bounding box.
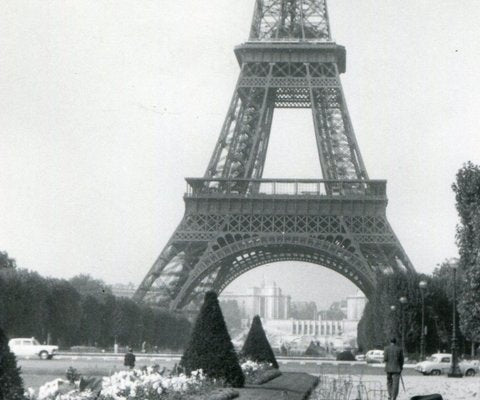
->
(248, 368, 282, 385)
(304, 341, 326, 357)
(241, 315, 279, 369)
(336, 350, 355, 361)
(0, 327, 25, 400)
(180, 291, 244, 388)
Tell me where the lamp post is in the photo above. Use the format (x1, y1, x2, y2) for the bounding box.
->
(390, 305, 397, 335)
(419, 280, 427, 360)
(448, 263, 462, 378)
(399, 296, 407, 355)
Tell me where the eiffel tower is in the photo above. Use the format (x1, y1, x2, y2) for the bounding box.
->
(134, 0, 415, 310)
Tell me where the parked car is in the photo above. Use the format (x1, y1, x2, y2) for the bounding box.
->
(8, 337, 58, 360)
(355, 353, 366, 361)
(414, 353, 479, 376)
(366, 349, 384, 364)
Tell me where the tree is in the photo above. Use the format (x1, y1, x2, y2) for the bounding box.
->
(241, 315, 279, 369)
(46, 279, 82, 347)
(357, 264, 468, 356)
(357, 271, 423, 353)
(180, 291, 244, 387)
(453, 162, 480, 351)
(69, 274, 112, 303)
(112, 297, 142, 347)
(79, 295, 104, 346)
(0, 266, 191, 351)
(0, 251, 16, 270)
(290, 301, 318, 320)
(0, 327, 24, 400)
(220, 300, 242, 334)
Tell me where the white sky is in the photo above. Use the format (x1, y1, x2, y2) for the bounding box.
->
(1, 1, 479, 307)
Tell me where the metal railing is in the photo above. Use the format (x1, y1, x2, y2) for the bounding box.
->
(312, 375, 388, 400)
(247, 38, 332, 43)
(185, 178, 386, 198)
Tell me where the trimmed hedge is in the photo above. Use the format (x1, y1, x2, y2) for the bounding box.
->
(0, 327, 25, 400)
(248, 368, 282, 385)
(180, 291, 244, 388)
(336, 350, 355, 361)
(241, 315, 279, 369)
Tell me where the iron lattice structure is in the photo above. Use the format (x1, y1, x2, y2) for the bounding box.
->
(134, 0, 415, 311)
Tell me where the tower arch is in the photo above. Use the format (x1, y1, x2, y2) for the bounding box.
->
(171, 234, 375, 310)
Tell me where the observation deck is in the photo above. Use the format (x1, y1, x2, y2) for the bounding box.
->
(184, 178, 387, 217)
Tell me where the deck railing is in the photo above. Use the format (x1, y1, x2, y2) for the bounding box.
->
(185, 178, 386, 198)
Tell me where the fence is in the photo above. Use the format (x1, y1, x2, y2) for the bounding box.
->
(311, 374, 388, 400)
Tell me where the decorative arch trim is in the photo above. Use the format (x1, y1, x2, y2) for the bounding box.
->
(171, 234, 375, 310)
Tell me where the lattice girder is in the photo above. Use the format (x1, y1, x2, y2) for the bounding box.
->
(134, 0, 417, 310)
(249, 0, 331, 41)
(134, 186, 415, 310)
(204, 36, 364, 181)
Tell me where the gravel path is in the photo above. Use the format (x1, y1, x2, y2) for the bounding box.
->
(311, 374, 480, 400)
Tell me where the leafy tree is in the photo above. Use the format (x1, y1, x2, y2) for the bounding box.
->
(69, 274, 112, 303)
(357, 264, 468, 356)
(79, 295, 104, 346)
(46, 279, 82, 347)
(453, 162, 480, 350)
(290, 301, 318, 320)
(180, 291, 244, 387)
(0, 327, 24, 400)
(357, 271, 422, 353)
(0, 251, 16, 270)
(0, 263, 191, 351)
(220, 300, 242, 334)
(0, 269, 49, 340)
(112, 297, 142, 347)
(241, 315, 279, 369)
(319, 301, 346, 320)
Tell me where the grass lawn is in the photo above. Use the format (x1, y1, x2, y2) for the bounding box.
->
(238, 372, 319, 400)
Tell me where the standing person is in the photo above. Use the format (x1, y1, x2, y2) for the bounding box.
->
(384, 338, 404, 400)
(124, 347, 136, 370)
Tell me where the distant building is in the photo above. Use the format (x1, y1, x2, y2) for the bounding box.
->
(221, 281, 291, 320)
(221, 283, 366, 351)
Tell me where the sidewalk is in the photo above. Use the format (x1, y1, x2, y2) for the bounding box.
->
(237, 372, 319, 400)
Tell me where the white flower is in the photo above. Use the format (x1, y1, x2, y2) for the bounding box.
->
(38, 378, 69, 400)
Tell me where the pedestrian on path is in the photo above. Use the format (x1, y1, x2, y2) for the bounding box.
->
(124, 347, 136, 369)
(384, 337, 404, 400)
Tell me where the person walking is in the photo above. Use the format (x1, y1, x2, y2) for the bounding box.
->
(384, 338, 404, 400)
(124, 347, 136, 370)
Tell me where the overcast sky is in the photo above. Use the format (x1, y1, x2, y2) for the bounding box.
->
(1, 1, 479, 307)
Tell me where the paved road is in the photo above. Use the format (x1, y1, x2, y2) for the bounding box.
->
(18, 353, 418, 384)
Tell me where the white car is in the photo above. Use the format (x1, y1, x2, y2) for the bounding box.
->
(8, 338, 58, 360)
(415, 353, 479, 376)
(355, 354, 366, 361)
(366, 349, 384, 364)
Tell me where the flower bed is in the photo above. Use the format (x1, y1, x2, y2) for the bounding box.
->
(240, 360, 282, 385)
(26, 366, 239, 400)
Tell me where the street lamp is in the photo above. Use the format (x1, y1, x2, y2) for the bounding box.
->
(419, 280, 427, 360)
(390, 305, 397, 338)
(399, 296, 407, 354)
(448, 263, 462, 378)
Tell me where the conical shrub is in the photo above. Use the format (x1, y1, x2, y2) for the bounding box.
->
(180, 291, 244, 387)
(0, 327, 25, 400)
(241, 315, 279, 369)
